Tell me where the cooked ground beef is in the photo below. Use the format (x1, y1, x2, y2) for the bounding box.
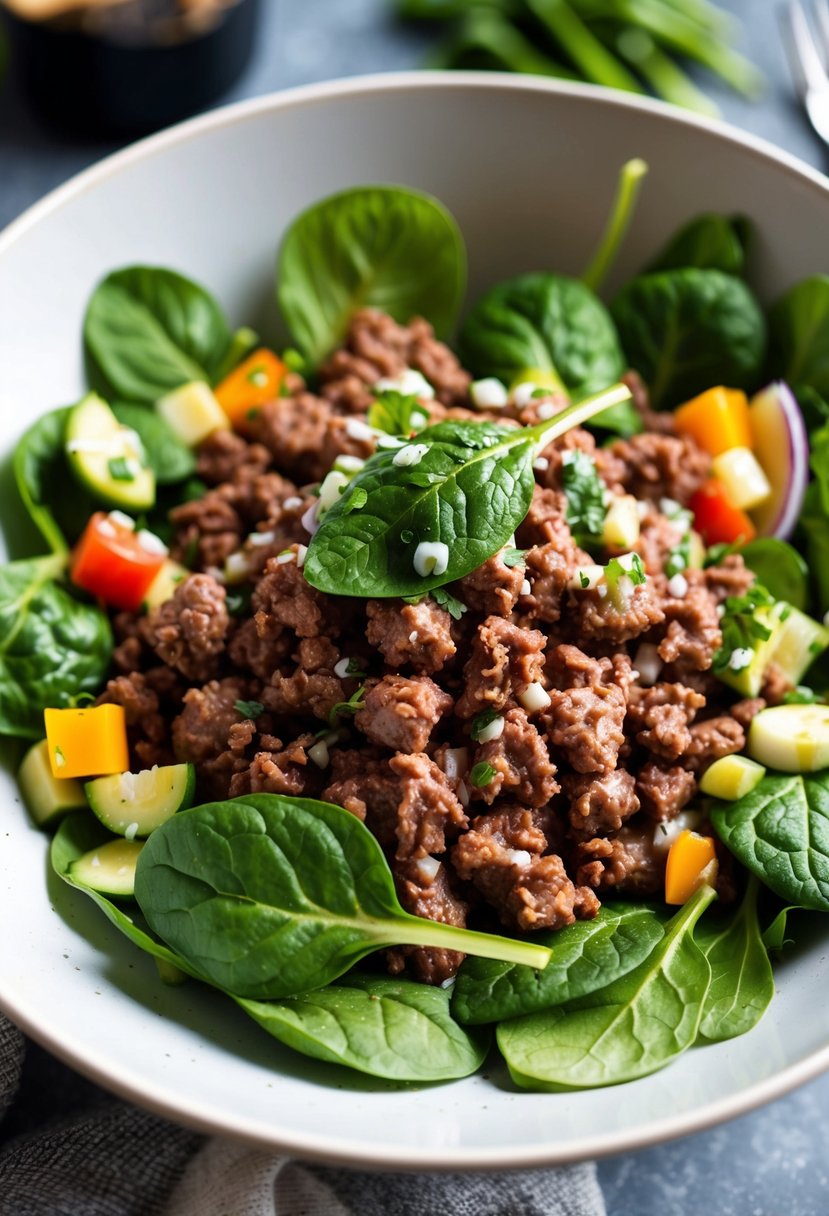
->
(109, 308, 756, 983)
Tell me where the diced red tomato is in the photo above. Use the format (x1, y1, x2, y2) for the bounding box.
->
(71, 512, 168, 612)
(689, 480, 757, 546)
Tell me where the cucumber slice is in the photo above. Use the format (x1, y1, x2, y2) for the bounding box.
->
(142, 559, 189, 611)
(18, 738, 87, 828)
(66, 393, 155, 510)
(69, 838, 143, 897)
(85, 763, 195, 838)
(717, 603, 786, 698)
(768, 607, 829, 687)
(699, 754, 766, 800)
(748, 704, 829, 773)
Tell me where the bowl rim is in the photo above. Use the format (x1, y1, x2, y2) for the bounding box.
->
(2, 70, 829, 1172)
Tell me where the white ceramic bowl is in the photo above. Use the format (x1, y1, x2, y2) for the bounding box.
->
(2, 73, 829, 1171)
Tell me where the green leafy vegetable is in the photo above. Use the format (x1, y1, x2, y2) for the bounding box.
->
(303, 384, 631, 599)
(452, 904, 666, 1024)
(277, 186, 466, 366)
(695, 876, 774, 1043)
(611, 268, 766, 408)
(110, 403, 196, 486)
(646, 213, 751, 276)
(234, 699, 264, 720)
(761, 905, 798, 953)
(367, 391, 427, 437)
(134, 795, 552, 1000)
(561, 449, 607, 545)
(84, 266, 231, 403)
(736, 538, 809, 610)
(0, 556, 112, 738)
(431, 587, 467, 619)
(712, 583, 777, 674)
(238, 974, 490, 1081)
(501, 547, 527, 568)
(710, 772, 829, 911)
(768, 276, 829, 400)
(13, 407, 95, 553)
(497, 881, 716, 1090)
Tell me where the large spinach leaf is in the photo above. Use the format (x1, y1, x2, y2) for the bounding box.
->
(496, 882, 716, 1091)
(695, 876, 774, 1043)
(459, 272, 624, 401)
(710, 772, 829, 911)
(646, 213, 751, 276)
(303, 383, 631, 598)
(0, 556, 112, 738)
(238, 975, 490, 1082)
(452, 904, 665, 1025)
(611, 268, 766, 409)
(84, 266, 230, 403)
(277, 185, 466, 366)
(13, 408, 94, 553)
(110, 402, 196, 485)
(135, 794, 552, 1000)
(767, 275, 829, 399)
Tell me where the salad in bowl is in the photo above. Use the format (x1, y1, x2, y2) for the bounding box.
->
(6, 161, 829, 1093)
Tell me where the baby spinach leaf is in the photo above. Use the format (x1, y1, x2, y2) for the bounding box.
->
(695, 876, 774, 1043)
(611, 268, 766, 409)
(277, 186, 466, 366)
(496, 882, 716, 1091)
(645, 213, 751, 276)
(134, 794, 552, 1000)
(452, 904, 666, 1025)
(237, 974, 490, 1082)
(13, 407, 95, 553)
(51, 813, 199, 977)
(459, 272, 624, 402)
(303, 383, 631, 599)
(736, 538, 809, 610)
(0, 556, 112, 738)
(110, 402, 196, 485)
(710, 772, 829, 911)
(767, 276, 829, 400)
(761, 904, 799, 953)
(84, 266, 230, 403)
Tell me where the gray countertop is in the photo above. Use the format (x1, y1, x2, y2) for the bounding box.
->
(2, 1, 829, 1212)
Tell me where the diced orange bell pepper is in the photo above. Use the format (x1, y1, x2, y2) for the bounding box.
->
(674, 386, 752, 456)
(71, 512, 168, 613)
(665, 830, 718, 905)
(689, 480, 756, 546)
(44, 705, 129, 779)
(214, 349, 286, 430)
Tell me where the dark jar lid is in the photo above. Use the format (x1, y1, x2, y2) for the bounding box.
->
(5, 0, 261, 136)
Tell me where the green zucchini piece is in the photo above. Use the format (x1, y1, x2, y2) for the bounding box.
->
(18, 738, 88, 828)
(69, 838, 143, 897)
(66, 393, 155, 510)
(85, 763, 195, 838)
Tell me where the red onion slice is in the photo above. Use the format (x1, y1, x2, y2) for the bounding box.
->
(748, 381, 809, 540)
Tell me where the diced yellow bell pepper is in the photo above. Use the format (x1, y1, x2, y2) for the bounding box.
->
(674, 386, 751, 456)
(665, 829, 718, 905)
(44, 705, 129, 780)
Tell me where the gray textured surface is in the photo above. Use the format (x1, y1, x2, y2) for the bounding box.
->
(2, 1, 829, 1212)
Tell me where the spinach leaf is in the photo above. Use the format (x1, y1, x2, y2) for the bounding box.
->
(13, 407, 95, 553)
(695, 876, 774, 1043)
(762, 904, 798, 952)
(0, 556, 112, 738)
(611, 268, 766, 409)
(799, 483, 829, 616)
(459, 272, 624, 401)
(238, 974, 490, 1082)
(51, 813, 199, 977)
(735, 538, 809, 610)
(497, 882, 716, 1091)
(646, 213, 751, 276)
(561, 449, 607, 546)
(84, 266, 230, 403)
(767, 275, 829, 399)
(367, 390, 427, 437)
(710, 772, 829, 911)
(277, 186, 466, 366)
(110, 403, 196, 485)
(303, 383, 631, 599)
(134, 794, 552, 1000)
(452, 904, 665, 1024)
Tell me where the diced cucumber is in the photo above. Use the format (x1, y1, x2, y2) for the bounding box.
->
(717, 603, 787, 698)
(142, 559, 189, 611)
(699, 754, 766, 800)
(602, 495, 640, 549)
(85, 763, 195, 838)
(18, 738, 87, 828)
(748, 704, 829, 773)
(69, 838, 143, 897)
(768, 607, 829, 687)
(156, 382, 229, 447)
(66, 393, 155, 510)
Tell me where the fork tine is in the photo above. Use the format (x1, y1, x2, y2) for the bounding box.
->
(781, 0, 829, 97)
(813, 0, 829, 59)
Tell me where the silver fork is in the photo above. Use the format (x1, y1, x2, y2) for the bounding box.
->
(781, 0, 829, 145)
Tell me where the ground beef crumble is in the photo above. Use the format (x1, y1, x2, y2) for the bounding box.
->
(109, 311, 757, 982)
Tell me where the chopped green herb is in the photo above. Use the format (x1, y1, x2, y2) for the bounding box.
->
(501, 547, 527, 569)
(665, 533, 692, 579)
(234, 699, 264, 719)
(605, 552, 646, 588)
(470, 761, 497, 788)
(108, 456, 136, 482)
(471, 709, 501, 742)
(431, 587, 467, 619)
(367, 390, 425, 437)
(561, 450, 607, 546)
(713, 584, 777, 674)
(782, 686, 823, 705)
(226, 586, 252, 617)
(346, 657, 367, 677)
(579, 571, 591, 589)
(328, 684, 367, 727)
(246, 365, 269, 387)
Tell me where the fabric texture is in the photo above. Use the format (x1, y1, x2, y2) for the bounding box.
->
(0, 1013, 606, 1216)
